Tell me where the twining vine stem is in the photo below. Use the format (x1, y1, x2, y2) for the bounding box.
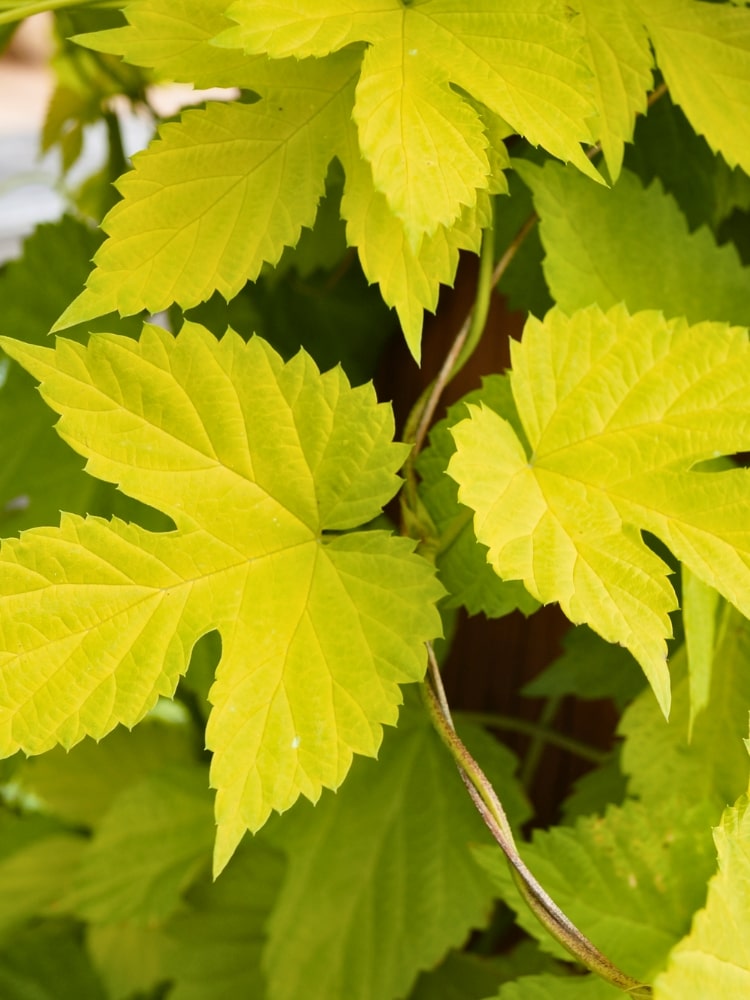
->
(423, 645, 653, 997)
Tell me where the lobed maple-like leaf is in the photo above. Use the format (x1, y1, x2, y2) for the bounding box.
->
(0, 323, 443, 872)
(55, 51, 359, 331)
(220, 0, 601, 244)
(653, 795, 750, 999)
(448, 304, 750, 715)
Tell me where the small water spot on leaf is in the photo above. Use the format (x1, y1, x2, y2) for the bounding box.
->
(291, 735, 301, 749)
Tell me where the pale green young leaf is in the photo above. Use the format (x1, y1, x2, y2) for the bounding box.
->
(571, 0, 653, 180)
(681, 567, 722, 738)
(521, 161, 750, 328)
(475, 798, 718, 982)
(0, 325, 442, 871)
(17, 715, 197, 827)
(222, 0, 601, 243)
(449, 305, 750, 714)
(640, 0, 750, 175)
(653, 796, 750, 999)
(339, 122, 486, 362)
(416, 375, 539, 619)
(163, 838, 284, 1000)
(263, 697, 528, 1000)
(64, 765, 215, 925)
(55, 51, 359, 330)
(620, 608, 750, 812)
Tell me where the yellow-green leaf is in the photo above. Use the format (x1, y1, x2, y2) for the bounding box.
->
(0, 324, 443, 872)
(448, 304, 750, 715)
(55, 52, 359, 330)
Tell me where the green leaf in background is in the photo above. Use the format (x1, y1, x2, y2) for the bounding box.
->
(87, 921, 168, 1000)
(0, 324, 442, 871)
(17, 713, 198, 827)
(409, 951, 510, 1000)
(522, 626, 644, 710)
(417, 374, 538, 619)
(0, 816, 84, 943)
(62, 765, 214, 925)
(494, 972, 620, 999)
(56, 51, 359, 329)
(220, 1, 600, 240)
(559, 752, 628, 826)
(475, 797, 718, 984)
(492, 169, 552, 318)
(624, 93, 745, 234)
(163, 838, 284, 1000)
(0, 921, 106, 1000)
(619, 607, 750, 813)
(448, 304, 750, 715)
(521, 161, 750, 327)
(410, 941, 564, 1000)
(653, 794, 750, 999)
(263, 696, 529, 1000)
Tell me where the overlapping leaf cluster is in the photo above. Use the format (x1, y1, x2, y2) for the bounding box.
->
(59, 0, 750, 359)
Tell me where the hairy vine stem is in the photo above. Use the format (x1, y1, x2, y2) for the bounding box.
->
(422, 646, 653, 997)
